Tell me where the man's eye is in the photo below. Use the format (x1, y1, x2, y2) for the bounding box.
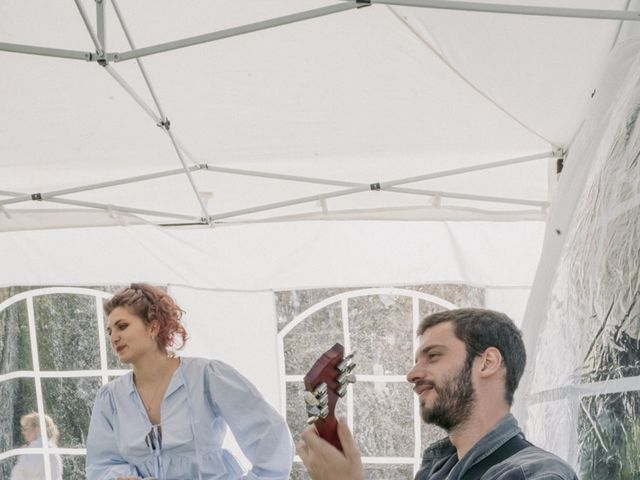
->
(428, 353, 441, 360)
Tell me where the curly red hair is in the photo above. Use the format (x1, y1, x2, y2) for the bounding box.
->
(104, 283, 187, 354)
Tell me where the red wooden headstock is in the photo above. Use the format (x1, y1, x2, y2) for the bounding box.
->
(303, 343, 356, 451)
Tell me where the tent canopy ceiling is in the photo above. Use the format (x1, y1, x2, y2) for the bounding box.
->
(1, 0, 638, 230)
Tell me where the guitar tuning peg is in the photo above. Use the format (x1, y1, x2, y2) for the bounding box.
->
(314, 382, 328, 396)
(336, 352, 356, 372)
(319, 405, 329, 418)
(337, 370, 358, 385)
(336, 384, 348, 398)
(304, 391, 320, 406)
(306, 416, 319, 425)
(307, 405, 321, 417)
(317, 393, 329, 407)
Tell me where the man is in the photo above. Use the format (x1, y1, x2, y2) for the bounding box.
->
(297, 308, 578, 480)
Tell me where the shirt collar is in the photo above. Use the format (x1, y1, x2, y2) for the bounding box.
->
(125, 357, 185, 397)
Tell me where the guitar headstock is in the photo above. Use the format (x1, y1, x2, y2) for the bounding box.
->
(303, 343, 356, 451)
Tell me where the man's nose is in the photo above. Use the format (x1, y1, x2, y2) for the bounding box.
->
(406, 363, 421, 384)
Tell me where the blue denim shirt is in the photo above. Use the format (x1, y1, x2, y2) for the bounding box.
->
(415, 414, 578, 480)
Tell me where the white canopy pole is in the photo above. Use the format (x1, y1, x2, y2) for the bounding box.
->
(0, 43, 90, 60)
(0, 189, 199, 221)
(362, 0, 640, 21)
(101, 64, 209, 219)
(209, 152, 553, 221)
(387, 187, 548, 208)
(96, 0, 106, 52)
(0, 166, 202, 207)
(111, 0, 167, 121)
(111, 2, 359, 62)
(202, 165, 549, 207)
(74, 0, 103, 53)
(46, 198, 200, 221)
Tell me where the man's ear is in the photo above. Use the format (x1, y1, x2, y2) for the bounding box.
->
(478, 347, 503, 378)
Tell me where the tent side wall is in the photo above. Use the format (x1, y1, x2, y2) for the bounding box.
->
(521, 37, 640, 477)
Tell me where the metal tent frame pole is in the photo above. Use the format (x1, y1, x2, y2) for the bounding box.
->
(2, 2, 638, 63)
(208, 152, 553, 221)
(110, 3, 360, 62)
(200, 163, 549, 208)
(72, 2, 211, 221)
(348, 0, 640, 21)
(0, 151, 552, 225)
(0, 166, 202, 207)
(0, 189, 199, 222)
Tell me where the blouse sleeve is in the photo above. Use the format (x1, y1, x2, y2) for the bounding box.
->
(85, 386, 139, 480)
(205, 360, 293, 480)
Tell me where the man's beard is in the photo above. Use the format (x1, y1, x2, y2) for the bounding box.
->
(420, 356, 476, 431)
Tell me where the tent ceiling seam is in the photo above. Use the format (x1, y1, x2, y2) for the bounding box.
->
(386, 5, 559, 149)
(363, 0, 640, 21)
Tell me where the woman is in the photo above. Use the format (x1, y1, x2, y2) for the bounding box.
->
(10, 412, 63, 480)
(86, 283, 293, 480)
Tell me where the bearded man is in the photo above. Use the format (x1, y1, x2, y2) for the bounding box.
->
(297, 308, 578, 480)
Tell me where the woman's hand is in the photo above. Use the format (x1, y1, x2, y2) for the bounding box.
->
(297, 417, 363, 480)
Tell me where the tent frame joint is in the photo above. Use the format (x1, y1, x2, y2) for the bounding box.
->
(31, 193, 43, 202)
(370, 182, 381, 191)
(552, 146, 566, 158)
(357, 0, 372, 8)
(157, 117, 171, 130)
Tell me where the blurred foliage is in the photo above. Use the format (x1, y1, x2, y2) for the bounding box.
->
(578, 391, 640, 480)
(35, 294, 100, 371)
(579, 325, 640, 480)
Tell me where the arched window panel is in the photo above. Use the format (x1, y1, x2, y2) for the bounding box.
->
(0, 285, 127, 480)
(277, 283, 484, 479)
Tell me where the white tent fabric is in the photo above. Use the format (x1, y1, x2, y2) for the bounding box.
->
(2, 0, 639, 229)
(0, 221, 542, 290)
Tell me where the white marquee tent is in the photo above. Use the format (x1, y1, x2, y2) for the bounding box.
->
(1, 1, 640, 478)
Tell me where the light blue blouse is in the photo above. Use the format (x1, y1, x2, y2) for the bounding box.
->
(86, 357, 293, 480)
